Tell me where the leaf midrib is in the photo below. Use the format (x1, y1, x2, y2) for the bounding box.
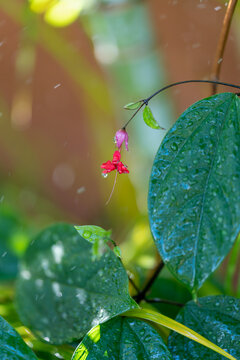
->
(193, 97, 234, 288)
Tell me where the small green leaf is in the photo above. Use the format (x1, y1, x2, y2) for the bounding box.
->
(124, 101, 142, 110)
(16, 223, 138, 344)
(124, 307, 237, 360)
(72, 317, 173, 360)
(143, 106, 165, 130)
(149, 93, 240, 291)
(75, 225, 119, 259)
(113, 246, 121, 258)
(0, 315, 37, 359)
(168, 295, 240, 360)
(74, 225, 111, 244)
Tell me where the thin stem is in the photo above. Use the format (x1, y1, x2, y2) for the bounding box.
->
(211, 0, 238, 95)
(128, 276, 140, 293)
(134, 261, 164, 303)
(145, 79, 240, 102)
(123, 101, 144, 129)
(105, 171, 118, 205)
(123, 79, 240, 129)
(144, 297, 184, 307)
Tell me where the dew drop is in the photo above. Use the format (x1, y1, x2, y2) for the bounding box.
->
(186, 120, 193, 127)
(210, 127, 216, 136)
(83, 231, 92, 239)
(170, 142, 178, 151)
(179, 166, 187, 173)
(102, 173, 108, 178)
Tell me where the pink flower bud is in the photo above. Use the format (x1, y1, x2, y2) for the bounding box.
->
(115, 129, 129, 151)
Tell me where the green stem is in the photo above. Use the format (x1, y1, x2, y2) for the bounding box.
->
(123, 308, 237, 360)
(124, 79, 240, 129)
(144, 298, 184, 307)
(134, 261, 164, 303)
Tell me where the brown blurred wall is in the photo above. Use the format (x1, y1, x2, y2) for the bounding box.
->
(0, 0, 239, 226)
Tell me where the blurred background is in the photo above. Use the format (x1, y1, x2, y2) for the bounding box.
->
(0, 0, 240, 307)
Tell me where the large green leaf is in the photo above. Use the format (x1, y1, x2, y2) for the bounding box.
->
(0, 315, 37, 359)
(72, 316, 172, 360)
(168, 295, 240, 360)
(149, 93, 240, 291)
(124, 308, 236, 360)
(16, 223, 137, 345)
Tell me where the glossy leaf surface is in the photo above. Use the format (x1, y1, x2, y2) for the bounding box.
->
(124, 308, 236, 360)
(149, 93, 240, 290)
(74, 225, 111, 244)
(168, 295, 240, 360)
(72, 316, 172, 360)
(143, 106, 165, 129)
(16, 223, 137, 344)
(0, 315, 37, 359)
(75, 225, 121, 258)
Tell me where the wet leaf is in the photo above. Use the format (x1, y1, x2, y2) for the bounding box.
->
(0, 315, 37, 359)
(16, 223, 137, 344)
(74, 225, 111, 244)
(75, 225, 121, 259)
(168, 295, 240, 360)
(124, 101, 142, 110)
(124, 308, 236, 360)
(113, 246, 121, 258)
(143, 106, 165, 130)
(149, 93, 240, 291)
(72, 316, 172, 360)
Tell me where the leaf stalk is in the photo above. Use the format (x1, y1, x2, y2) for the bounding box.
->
(123, 79, 240, 129)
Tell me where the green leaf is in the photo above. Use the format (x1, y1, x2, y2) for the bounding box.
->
(74, 225, 111, 244)
(0, 315, 37, 359)
(0, 208, 29, 280)
(16, 223, 137, 345)
(149, 93, 240, 291)
(124, 308, 237, 360)
(143, 106, 165, 130)
(168, 295, 240, 360)
(72, 316, 173, 360)
(113, 246, 121, 258)
(75, 225, 121, 259)
(124, 101, 142, 110)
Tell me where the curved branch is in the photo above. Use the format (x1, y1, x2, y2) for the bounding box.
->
(211, 0, 238, 94)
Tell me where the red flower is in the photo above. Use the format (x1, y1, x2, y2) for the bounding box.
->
(101, 150, 129, 175)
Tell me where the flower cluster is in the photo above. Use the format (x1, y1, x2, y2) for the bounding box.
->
(101, 150, 129, 175)
(101, 129, 129, 176)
